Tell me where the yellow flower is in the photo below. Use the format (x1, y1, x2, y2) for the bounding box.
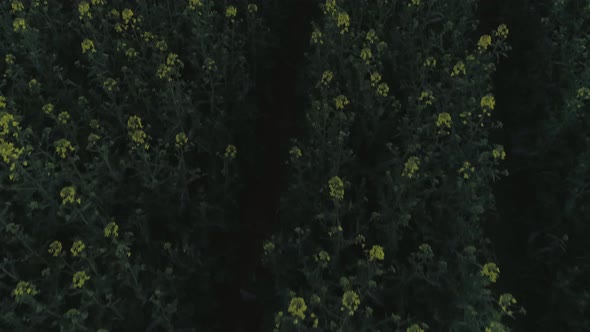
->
(436, 112, 452, 128)
(125, 48, 138, 58)
(376, 83, 389, 97)
(334, 95, 350, 110)
(57, 112, 70, 125)
(407, 324, 425, 332)
(48, 240, 62, 256)
(485, 321, 507, 332)
(402, 156, 420, 179)
(370, 72, 381, 87)
(60, 186, 81, 205)
(478, 34, 492, 51)
(42, 103, 54, 115)
(289, 146, 302, 160)
(263, 241, 275, 255)
(224, 144, 237, 159)
(104, 220, 119, 239)
(127, 115, 143, 130)
(248, 4, 258, 13)
(408, 0, 420, 6)
(418, 90, 435, 106)
(0, 96, 6, 109)
(498, 293, 517, 314)
(175, 132, 188, 148)
(188, 0, 203, 11)
(130, 129, 147, 146)
(28, 79, 38, 89)
(458, 161, 475, 179)
(360, 48, 372, 65)
(5, 54, 16, 65)
(424, 56, 437, 68)
(492, 145, 506, 160)
(288, 297, 307, 320)
(311, 312, 318, 328)
(577, 87, 590, 100)
(311, 29, 323, 45)
(79, 1, 91, 20)
(337, 11, 350, 34)
(55, 139, 76, 159)
(70, 240, 85, 256)
(495, 24, 509, 39)
(366, 29, 378, 44)
(12, 281, 38, 302)
(81, 39, 96, 54)
(226, 5, 237, 21)
(481, 262, 500, 283)
(122, 8, 134, 24)
(480, 94, 495, 110)
(320, 70, 334, 86)
(369, 245, 385, 261)
(13, 18, 26, 32)
(72, 271, 90, 288)
(328, 176, 344, 201)
(203, 57, 216, 71)
(451, 61, 466, 77)
(103, 78, 117, 91)
(11, 1, 25, 13)
(91, 0, 105, 5)
(341, 290, 360, 316)
(324, 0, 337, 16)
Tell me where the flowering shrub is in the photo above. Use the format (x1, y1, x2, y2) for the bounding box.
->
(0, 1, 267, 330)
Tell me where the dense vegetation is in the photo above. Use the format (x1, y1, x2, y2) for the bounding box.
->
(0, 1, 588, 331)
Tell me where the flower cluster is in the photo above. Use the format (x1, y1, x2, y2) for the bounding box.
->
(157, 52, 183, 81)
(55, 139, 76, 159)
(328, 176, 344, 201)
(224, 144, 237, 160)
(334, 95, 350, 110)
(402, 156, 420, 178)
(288, 297, 307, 320)
(336, 11, 350, 34)
(481, 262, 500, 283)
(458, 161, 475, 179)
(104, 220, 119, 239)
(478, 34, 492, 51)
(419, 90, 435, 106)
(81, 39, 96, 54)
(12, 281, 38, 303)
(60, 186, 81, 205)
(451, 61, 466, 76)
(70, 240, 85, 256)
(48, 240, 63, 256)
(341, 290, 360, 316)
(436, 112, 452, 128)
(72, 271, 90, 288)
(369, 245, 385, 261)
(175, 132, 188, 148)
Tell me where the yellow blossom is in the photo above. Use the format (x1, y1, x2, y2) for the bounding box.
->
(288, 297, 307, 320)
(407, 324, 425, 332)
(577, 87, 590, 100)
(248, 4, 258, 13)
(341, 290, 360, 316)
(81, 39, 96, 54)
(334, 95, 350, 110)
(13, 18, 26, 32)
(79, 1, 91, 20)
(104, 220, 119, 239)
(289, 146, 302, 159)
(498, 293, 517, 314)
(478, 34, 492, 51)
(402, 156, 420, 179)
(55, 139, 75, 159)
(103, 78, 117, 91)
(419, 90, 435, 106)
(5, 54, 15, 65)
(48, 240, 62, 256)
(11, 1, 25, 13)
(481, 94, 495, 110)
(57, 112, 70, 125)
(376, 83, 389, 97)
(436, 112, 452, 128)
(458, 161, 475, 179)
(175, 132, 188, 148)
(485, 321, 507, 332)
(0, 96, 6, 109)
(366, 29, 378, 44)
(481, 262, 500, 283)
(12, 281, 38, 303)
(495, 24, 509, 39)
(324, 0, 337, 16)
(492, 145, 506, 160)
(188, 0, 203, 11)
(42, 103, 54, 115)
(451, 61, 466, 76)
(360, 48, 372, 65)
(369, 245, 385, 261)
(320, 70, 334, 86)
(337, 11, 350, 34)
(70, 240, 85, 256)
(28, 79, 38, 89)
(369, 72, 381, 87)
(122, 8, 134, 24)
(424, 56, 437, 68)
(127, 115, 143, 130)
(263, 241, 275, 255)
(328, 176, 344, 201)
(60, 186, 81, 205)
(311, 29, 323, 45)
(226, 5, 237, 22)
(72, 271, 90, 288)
(224, 144, 237, 159)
